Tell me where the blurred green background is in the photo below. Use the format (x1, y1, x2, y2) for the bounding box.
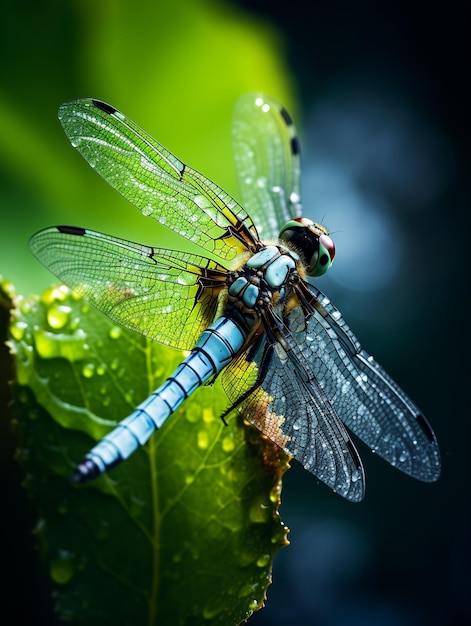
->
(1, 0, 468, 625)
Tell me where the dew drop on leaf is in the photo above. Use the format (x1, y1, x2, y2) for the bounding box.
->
(269, 484, 282, 504)
(249, 497, 270, 524)
(202, 407, 215, 423)
(82, 363, 95, 378)
(222, 436, 235, 452)
(50, 550, 76, 584)
(109, 326, 122, 340)
(10, 320, 28, 340)
(40, 285, 69, 306)
(240, 582, 260, 598)
(47, 304, 72, 329)
(20, 299, 33, 315)
(256, 553, 270, 568)
(197, 430, 209, 450)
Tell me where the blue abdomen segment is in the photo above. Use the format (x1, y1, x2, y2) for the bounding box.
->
(73, 315, 247, 482)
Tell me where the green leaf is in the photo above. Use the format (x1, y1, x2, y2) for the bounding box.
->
(8, 282, 289, 626)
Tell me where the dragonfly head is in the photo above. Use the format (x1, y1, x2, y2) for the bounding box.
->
(279, 217, 336, 277)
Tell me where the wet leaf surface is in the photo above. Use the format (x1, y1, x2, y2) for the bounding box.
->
(7, 282, 289, 626)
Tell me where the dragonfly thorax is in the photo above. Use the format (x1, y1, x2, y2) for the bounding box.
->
(227, 245, 299, 319)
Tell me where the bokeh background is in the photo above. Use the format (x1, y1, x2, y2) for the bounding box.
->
(1, 0, 468, 624)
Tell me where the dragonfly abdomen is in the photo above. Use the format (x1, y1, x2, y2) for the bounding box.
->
(72, 315, 248, 483)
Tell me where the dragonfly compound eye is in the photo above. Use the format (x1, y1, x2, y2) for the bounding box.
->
(279, 217, 335, 277)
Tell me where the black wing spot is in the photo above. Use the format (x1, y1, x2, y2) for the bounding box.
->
(291, 136, 301, 156)
(279, 106, 294, 127)
(57, 225, 86, 236)
(92, 100, 117, 115)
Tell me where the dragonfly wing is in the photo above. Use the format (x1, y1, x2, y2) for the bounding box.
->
(58, 99, 260, 261)
(293, 285, 441, 482)
(221, 333, 365, 502)
(29, 226, 227, 350)
(232, 93, 302, 242)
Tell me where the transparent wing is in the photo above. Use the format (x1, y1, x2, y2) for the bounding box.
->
(58, 99, 260, 261)
(29, 226, 228, 350)
(294, 285, 441, 482)
(221, 333, 365, 502)
(232, 93, 302, 242)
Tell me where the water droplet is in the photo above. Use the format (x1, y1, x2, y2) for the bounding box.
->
(290, 191, 300, 205)
(20, 299, 33, 315)
(239, 582, 260, 598)
(10, 320, 28, 340)
(96, 364, 106, 376)
(158, 215, 166, 225)
(47, 304, 72, 329)
(41, 285, 69, 305)
(82, 363, 95, 378)
(271, 520, 290, 546)
(185, 408, 200, 423)
(197, 430, 209, 450)
(399, 451, 407, 463)
(249, 497, 270, 524)
(237, 549, 256, 567)
(202, 408, 215, 423)
(129, 496, 145, 518)
(256, 553, 270, 568)
(33, 327, 89, 360)
(292, 419, 301, 431)
(269, 484, 281, 504)
(49, 550, 75, 584)
(222, 436, 234, 452)
(109, 326, 122, 340)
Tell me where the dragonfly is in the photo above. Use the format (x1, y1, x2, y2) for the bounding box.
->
(29, 94, 440, 501)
